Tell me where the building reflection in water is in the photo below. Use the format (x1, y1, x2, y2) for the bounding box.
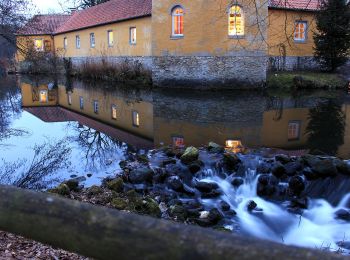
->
(20, 76, 350, 159)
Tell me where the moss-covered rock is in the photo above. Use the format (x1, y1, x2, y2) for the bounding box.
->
(223, 153, 241, 171)
(87, 185, 103, 196)
(180, 147, 199, 165)
(170, 205, 187, 221)
(48, 184, 70, 196)
(111, 198, 128, 210)
(208, 142, 225, 153)
(107, 177, 124, 193)
(142, 198, 161, 218)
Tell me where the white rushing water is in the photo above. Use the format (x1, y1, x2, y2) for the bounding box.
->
(198, 155, 350, 253)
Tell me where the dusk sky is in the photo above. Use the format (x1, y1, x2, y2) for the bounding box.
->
(32, 0, 64, 13)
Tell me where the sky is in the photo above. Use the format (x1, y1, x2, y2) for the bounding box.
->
(31, 0, 64, 14)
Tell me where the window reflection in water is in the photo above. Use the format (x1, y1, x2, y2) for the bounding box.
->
(225, 140, 245, 153)
(39, 90, 48, 103)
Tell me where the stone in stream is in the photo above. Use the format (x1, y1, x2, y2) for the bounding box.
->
(311, 159, 338, 178)
(301, 167, 318, 180)
(257, 162, 272, 174)
(223, 153, 241, 171)
(290, 197, 309, 209)
(208, 208, 223, 223)
(208, 142, 225, 153)
(165, 164, 192, 184)
(188, 161, 202, 174)
(231, 177, 244, 187)
(180, 147, 199, 164)
(63, 179, 80, 191)
(48, 183, 70, 196)
(128, 167, 153, 184)
(335, 160, 350, 176)
(162, 158, 177, 167)
(195, 208, 223, 227)
(247, 200, 257, 211)
(257, 174, 278, 197)
(334, 209, 350, 221)
(166, 176, 183, 192)
(271, 162, 286, 178)
(336, 241, 350, 250)
(111, 198, 128, 210)
(107, 177, 124, 193)
(288, 176, 305, 196)
(284, 161, 302, 176)
(275, 154, 291, 164)
(220, 200, 231, 211)
(87, 185, 103, 196)
(170, 204, 187, 221)
(195, 181, 219, 193)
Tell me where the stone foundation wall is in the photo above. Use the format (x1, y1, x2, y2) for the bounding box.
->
(152, 55, 268, 89)
(269, 56, 320, 71)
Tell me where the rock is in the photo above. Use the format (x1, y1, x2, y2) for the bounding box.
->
(87, 173, 92, 178)
(107, 177, 124, 193)
(152, 168, 168, 184)
(208, 208, 223, 224)
(63, 179, 79, 191)
(312, 159, 338, 178)
(165, 164, 192, 184)
(257, 175, 278, 197)
(143, 198, 161, 218)
(208, 142, 225, 153)
(257, 162, 271, 174)
(335, 160, 350, 176)
(302, 154, 320, 167)
(163, 147, 176, 157)
(129, 167, 153, 184)
(223, 153, 241, 171)
(188, 162, 202, 174)
(272, 162, 286, 178)
(201, 190, 222, 198)
(288, 176, 305, 196)
(275, 154, 291, 164)
(162, 158, 177, 167)
(290, 197, 308, 209)
(195, 181, 219, 193)
(87, 185, 103, 196)
(170, 205, 187, 221)
(136, 154, 149, 163)
(336, 241, 350, 250)
(301, 167, 318, 180)
(247, 200, 257, 211)
(220, 200, 231, 211)
(111, 198, 127, 210)
(199, 211, 210, 219)
(183, 184, 197, 196)
(335, 209, 350, 221)
(180, 147, 199, 164)
(48, 184, 70, 196)
(231, 177, 244, 187)
(167, 176, 183, 192)
(284, 161, 301, 176)
(119, 160, 128, 169)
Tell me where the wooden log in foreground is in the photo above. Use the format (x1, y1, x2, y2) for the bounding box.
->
(0, 185, 345, 260)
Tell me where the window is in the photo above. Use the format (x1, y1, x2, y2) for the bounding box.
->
(94, 100, 99, 114)
(44, 40, 51, 52)
(111, 104, 117, 119)
(173, 136, 184, 148)
(63, 37, 67, 49)
(90, 33, 95, 48)
(79, 96, 84, 109)
(108, 30, 114, 47)
(288, 121, 301, 140)
(228, 5, 244, 36)
(172, 6, 184, 36)
(130, 27, 137, 44)
(76, 35, 80, 49)
(39, 90, 48, 103)
(34, 39, 43, 51)
(68, 92, 72, 105)
(225, 139, 244, 153)
(132, 111, 139, 127)
(294, 21, 307, 42)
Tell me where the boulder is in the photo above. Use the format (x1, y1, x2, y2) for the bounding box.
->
(312, 159, 338, 178)
(335, 160, 350, 176)
(188, 161, 202, 174)
(162, 158, 177, 167)
(290, 197, 308, 209)
(142, 198, 161, 218)
(166, 176, 183, 192)
(288, 176, 305, 196)
(335, 209, 350, 221)
(170, 205, 187, 221)
(275, 154, 291, 164)
(48, 183, 70, 196)
(180, 147, 199, 164)
(284, 161, 302, 176)
(257, 162, 272, 174)
(272, 163, 286, 178)
(111, 198, 128, 210)
(231, 177, 244, 187)
(223, 153, 241, 171)
(220, 200, 231, 211)
(208, 142, 225, 153)
(87, 185, 103, 196)
(201, 190, 222, 198)
(129, 167, 153, 184)
(195, 181, 219, 193)
(247, 200, 257, 211)
(107, 177, 124, 193)
(257, 175, 278, 197)
(301, 167, 318, 180)
(301, 154, 320, 167)
(63, 179, 80, 191)
(208, 208, 223, 224)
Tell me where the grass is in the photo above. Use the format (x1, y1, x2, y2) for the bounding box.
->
(267, 71, 348, 89)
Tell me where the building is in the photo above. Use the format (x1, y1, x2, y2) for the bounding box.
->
(16, 0, 321, 87)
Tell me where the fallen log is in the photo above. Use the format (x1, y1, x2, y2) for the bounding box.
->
(0, 185, 345, 259)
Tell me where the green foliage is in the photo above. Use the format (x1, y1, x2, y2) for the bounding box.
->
(306, 99, 345, 155)
(313, 0, 350, 71)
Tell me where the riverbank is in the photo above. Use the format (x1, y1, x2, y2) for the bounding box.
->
(48, 144, 350, 254)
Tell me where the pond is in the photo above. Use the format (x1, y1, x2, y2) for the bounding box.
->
(0, 75, 349, 189)
(1, 75, 350, 253)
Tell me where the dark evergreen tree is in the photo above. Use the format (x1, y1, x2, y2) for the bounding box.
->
(306, 99, 345, 155)
(313, 0, 350, 71)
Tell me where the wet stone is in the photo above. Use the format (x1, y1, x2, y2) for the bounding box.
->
(290, 197, 309, 209)
(257, 162, 271, 174)
(223, 153, 241, 171)
(312, 159, 338, 178)
(231, 177, 244, 187)
(87, 185, 103, 196)
(284, 161, 302, 176)
(180, 147, 199, 165)
(288, 176, 305, 196)
(107, 177, 124, 193)
(247, 200, 257, 211)
(166, 176, 183, 192)
(195, 181, 219, 193)
(275, 154, 291, 164)
(128, 167, 153, 184)
(335, 209, 350, 221)
(272, 162, 286, 178)
(188, 162, 202, 174)
(208, 142, 225, 153)
(335, 160, 350, 176)
(162, 158, 177, 167)
(220, 200, 231, 211)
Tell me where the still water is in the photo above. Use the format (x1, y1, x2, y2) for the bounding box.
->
(0, 75, 349, 189)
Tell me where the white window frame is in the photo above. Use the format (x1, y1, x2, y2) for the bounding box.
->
(107, 30, 114, 47)
(294, 21, 307, 42)
(171, 6, 184, 37)
(76, 35, 81, 49)
(288, 121, 301, 141)
(130, 27, 137, 45)
(90, 33, 95, 48)
(228, 5, 244, 37)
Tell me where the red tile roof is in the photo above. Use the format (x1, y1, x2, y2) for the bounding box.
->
(269, 0, 320, 11)
(55, 0, 152, 34)
(17, 15, 72, 35)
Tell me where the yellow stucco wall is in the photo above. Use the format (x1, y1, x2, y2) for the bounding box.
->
(151, 0, 268, 56)
(16, 35, 55, 62)
(268, 9, 317, 57)
(54, 17, 152, 58)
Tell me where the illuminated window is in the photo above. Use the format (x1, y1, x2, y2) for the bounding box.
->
(34, 39, 43, 51)
(39, 90, 48, 103)
(288, 121, 301, 140)
(79, 96, 84, 109)
(294, 21, 307, 42)
(68, 92, 72, 105)
(76, 35, 80, 49)
(130, 27, 137, 45)
(108, 30, 114, 47)
(90, 33, 95, 48)
(132, 111, 139, 127)
(225, 140, 244, 153)
(173, 136, 185, 148)
(228, 5, 244, 36)
(94, 100, 99, 114)
(63, 37, 67, 49)
(111, 104, 117, 120)
(44, 40, 51, 52)
(172, 6, 184, 36)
